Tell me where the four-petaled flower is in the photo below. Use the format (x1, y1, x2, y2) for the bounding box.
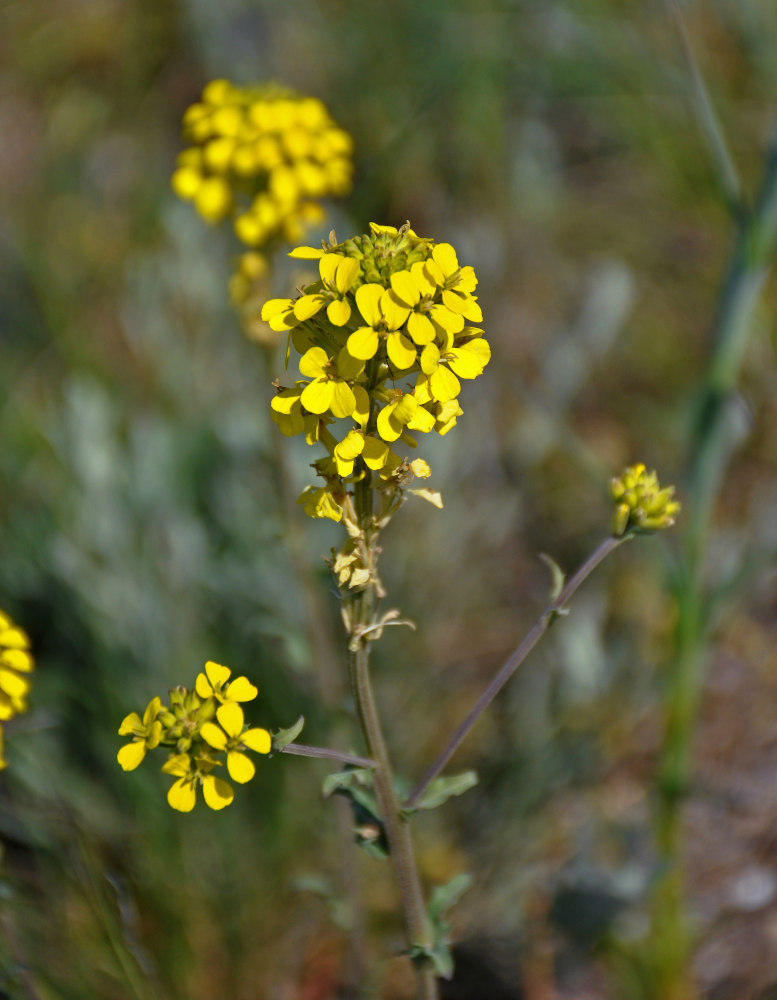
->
(162, 753, 235, 812)
(195, 660, 258, 704)
(200, 703, 271, 783)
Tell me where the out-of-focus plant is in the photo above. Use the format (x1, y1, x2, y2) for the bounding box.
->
(0, 609, 34, 769)
(171, 79, 353, 341)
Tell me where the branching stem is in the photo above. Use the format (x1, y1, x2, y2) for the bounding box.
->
(406, 534, 628, 809)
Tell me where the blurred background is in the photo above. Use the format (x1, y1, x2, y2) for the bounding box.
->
(3, 1, 777, 997)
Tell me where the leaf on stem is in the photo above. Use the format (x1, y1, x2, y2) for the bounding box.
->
(402, 770, 478, 815)
(271, 715, 305, 752)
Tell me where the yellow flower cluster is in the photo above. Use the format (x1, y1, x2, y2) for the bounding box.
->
(262, 223, 490, 522)
(117, 661, 271, 812)
(610, 463, 681, 536)
(0, 610, 34, 770)
(171, 79, 353, 269)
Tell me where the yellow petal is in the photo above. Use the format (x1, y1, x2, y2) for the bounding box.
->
(202, 775, 234, 810)
(429, 366, 461, 403)
(390, 271, 420, 306)
(411, 260, 437, 297)
(288, 246, 325, 259)
(362, 437, 390, 470)
(319, 252, 344, 286)
(0, 670, 30, 700)
(432, 242, 458, 275)
(195, 673, 214, 698)
(294, 294, 327, 321)
(216, 702, 244, 738)
(327, 298, 351, 326)
(377, 403, 403, 442)
(352, 386, 370, 427)
(448, 344, 487, 379)
(0, 627, 29, 650)
(162, 753, 192, 777)
(346, 327, 379, 361)
(300, 379, 333, 414)
(118, 712, 142, 736)
(329, 381, 357, 419)
(226, 677, 258, 702)
(420, 343, 440, 375)
(205, 661, 231, 688)
(242, 728, 272, 754)
(355, 284, 384, 327)
(117, 741, 147, 771)
(142, 696, 162, 725)
(200, 722, 228, 750)
(406, 406, 436, 433)
(387, 331, 417, 370)
(168, 778, 197, 812)
(335, 257, 360, 293)
(407, 312, 435, 345)
(227, 751, 255, 783)
(381, 290, 411, 330)
(299, 346, 329, 378)
(429, 303, 465, 334)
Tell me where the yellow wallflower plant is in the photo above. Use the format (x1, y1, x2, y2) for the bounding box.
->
(120, 94, 686, 999)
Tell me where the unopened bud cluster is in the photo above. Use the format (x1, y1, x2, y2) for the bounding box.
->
(262, 223, 490, 524)
(0, 609, 34, 770)
(610, 463, 681, 536)
(117, 661, 271, 812)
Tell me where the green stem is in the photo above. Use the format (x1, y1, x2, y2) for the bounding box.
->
(650, 123, 777, 996)
(348, 470, 438, 1000)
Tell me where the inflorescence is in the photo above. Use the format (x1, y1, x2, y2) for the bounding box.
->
(610, 463, 681, 536)
(0, 609, 34, 770)
(171, 79, 353, 327)
(117, 661, 271, 811)
(262, 222, 490, 527)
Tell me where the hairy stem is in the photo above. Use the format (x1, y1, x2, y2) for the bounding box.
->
(348, 470, 438, 1000)
(406, 534, 627, 809)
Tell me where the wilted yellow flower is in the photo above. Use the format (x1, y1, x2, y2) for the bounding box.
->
(610, 463, 681, 536)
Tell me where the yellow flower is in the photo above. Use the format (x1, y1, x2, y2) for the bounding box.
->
(117, 697, 164, 771)
(299, 347, 362, 418)
(346, 284, 417, 370)
(162, 753, 234, 812)
(200, 703, 271, 783)
(610, 464, 681, 536)
(0, 610, 34, 722)
(263, 223, 489, 519)
(195, 661, 258, 703)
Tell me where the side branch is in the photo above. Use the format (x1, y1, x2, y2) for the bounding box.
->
(405, 534, 628, 809)
(281, 743, 376, 769)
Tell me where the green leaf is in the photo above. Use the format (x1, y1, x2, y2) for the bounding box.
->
(405, 770, 478, 814)
(322, 768, 388, 860)
(428, 872, 473, 926)
(539, 552, 565, 601)
(271, 715, 305, 752)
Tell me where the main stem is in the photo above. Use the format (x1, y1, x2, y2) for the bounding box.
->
(349, 472, 438, 1000)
